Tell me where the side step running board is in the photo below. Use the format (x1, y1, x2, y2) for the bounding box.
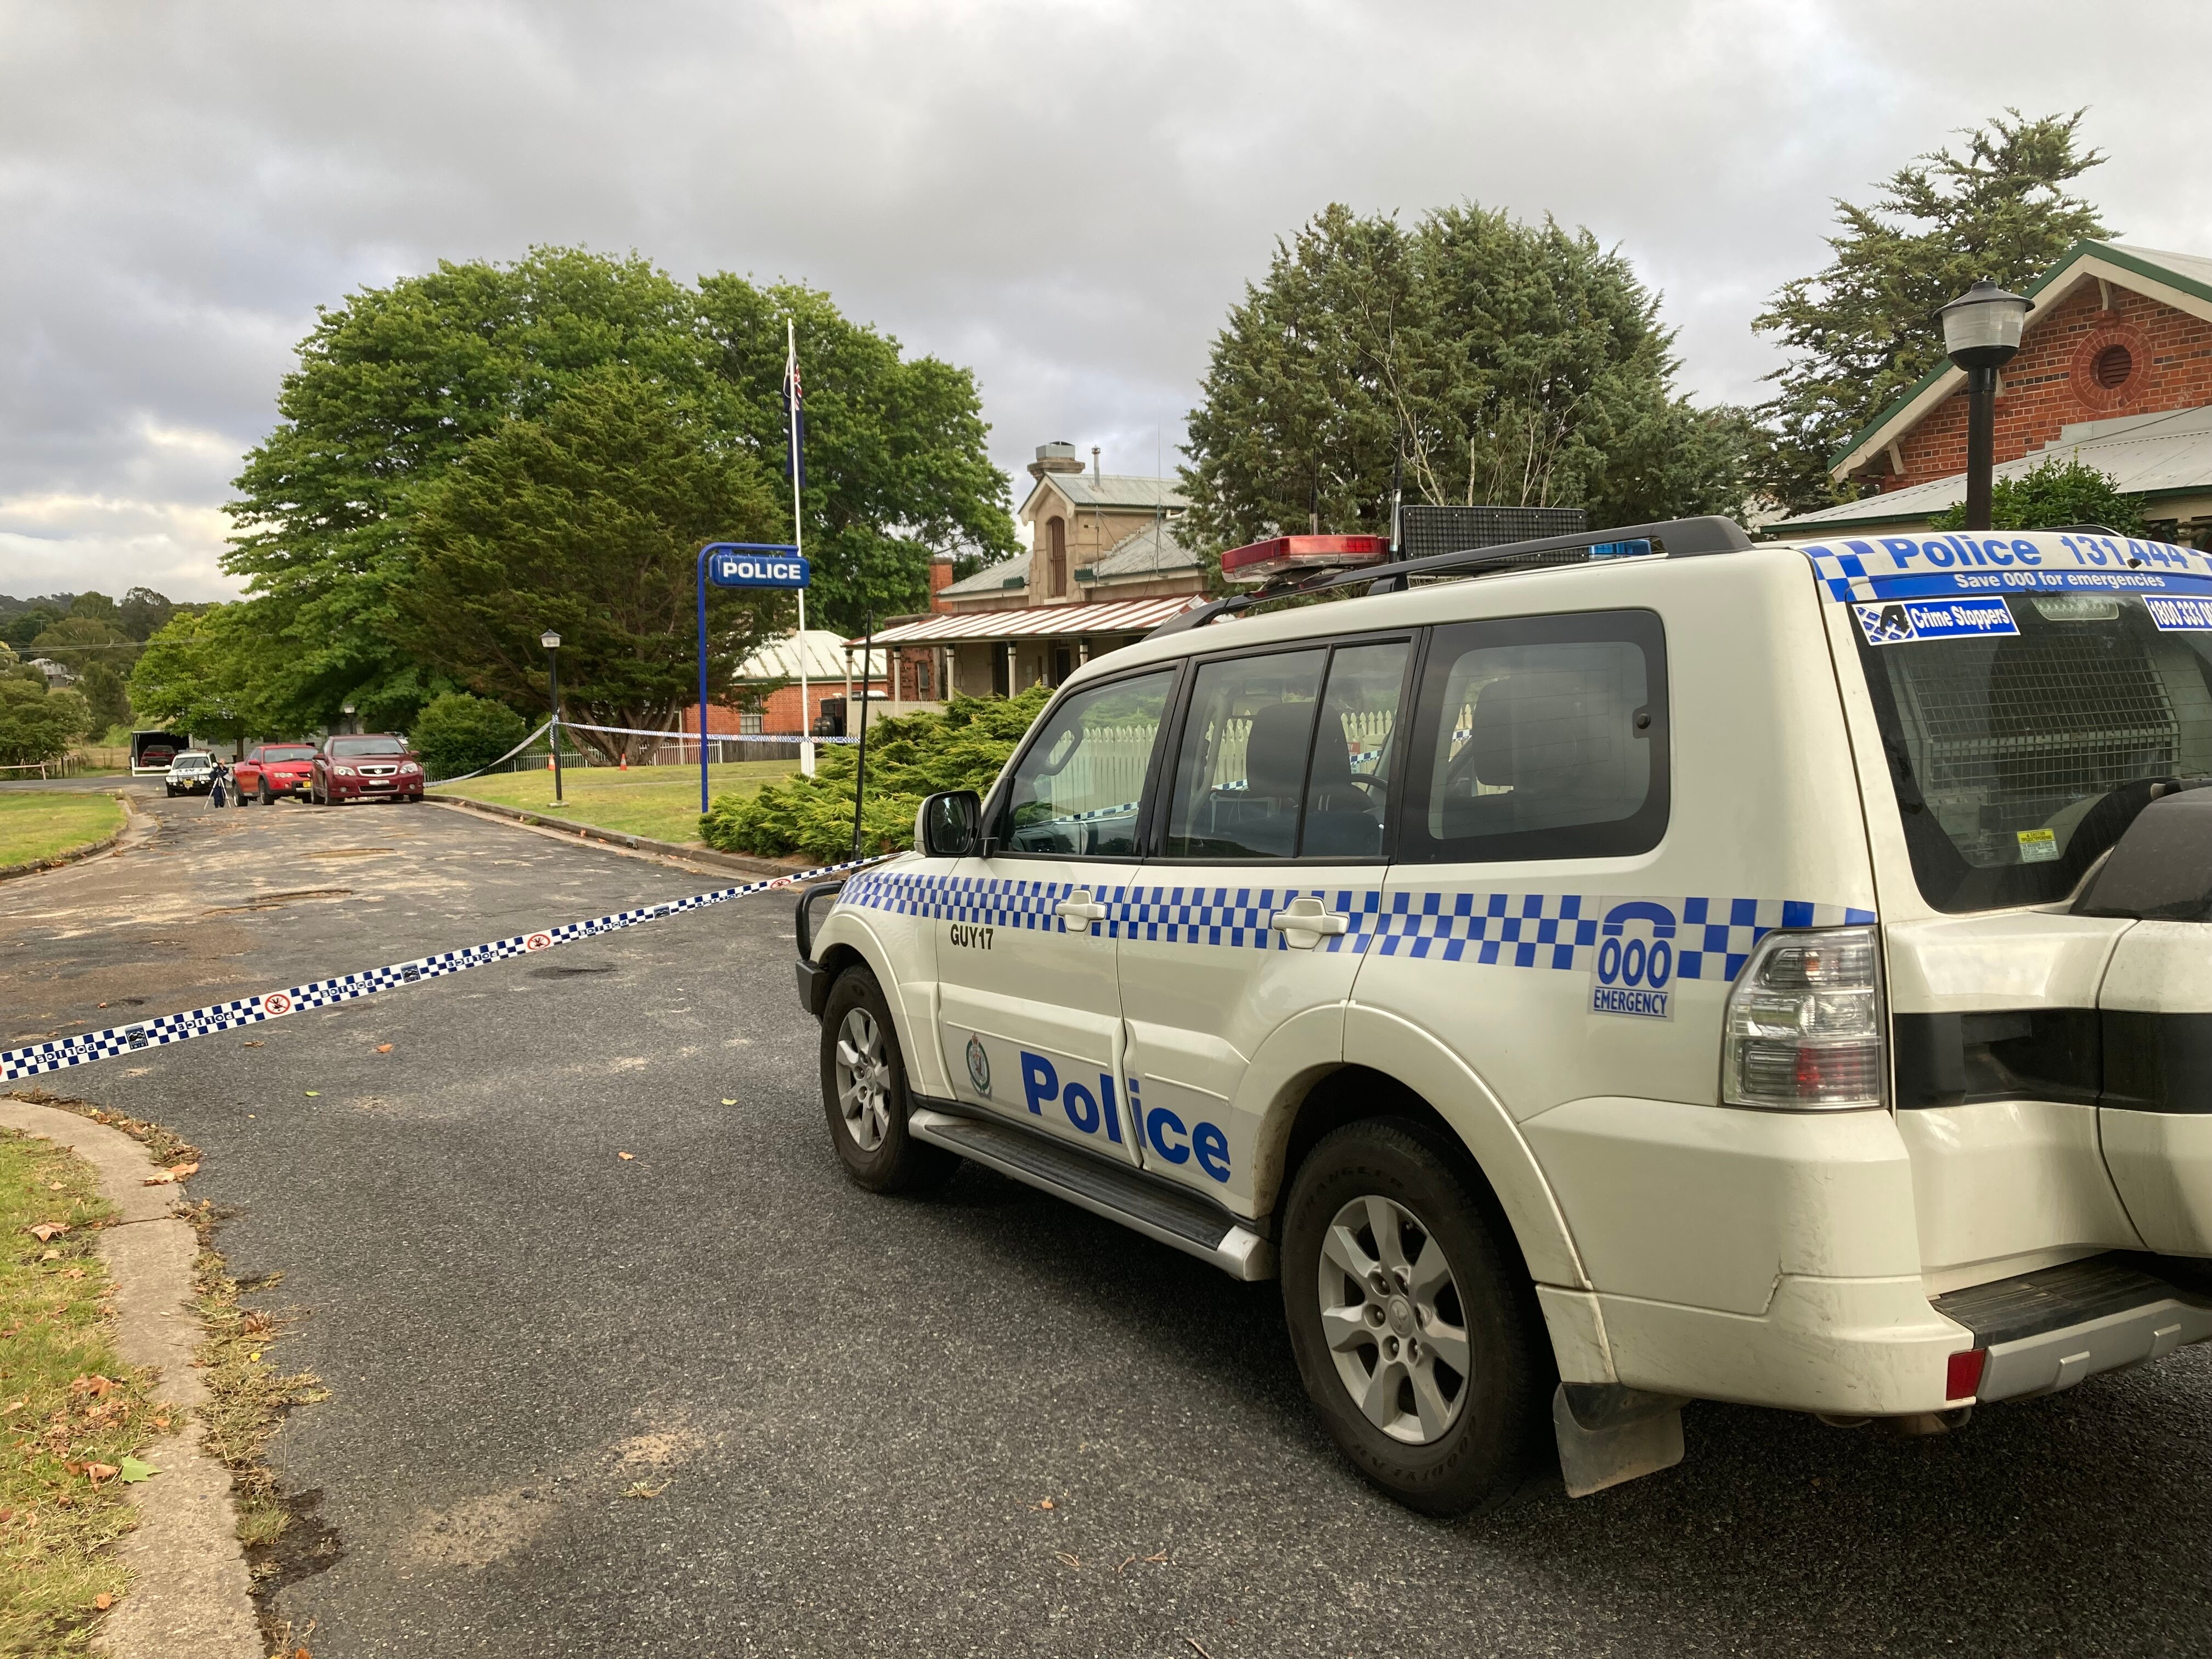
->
(909, 1107, 1276, 1282)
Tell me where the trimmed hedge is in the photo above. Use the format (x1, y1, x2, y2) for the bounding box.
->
(701, 686, 1051, 862)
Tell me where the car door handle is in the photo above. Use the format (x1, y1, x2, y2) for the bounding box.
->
(1271, 898, 1350, 949)
(1055, 889, 1109, 924)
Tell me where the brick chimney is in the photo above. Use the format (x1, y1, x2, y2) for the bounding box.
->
(928, 550, 956, 613)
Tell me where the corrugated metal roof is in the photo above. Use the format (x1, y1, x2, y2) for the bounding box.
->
(1084, 516, 1202, 580)
(1023, 472, 1190, 518)
(733, 630, 887, 680)
(1778, 403, 2212, 532)
(857, 595, 1204, 647)
(938, 553, 1031, 599)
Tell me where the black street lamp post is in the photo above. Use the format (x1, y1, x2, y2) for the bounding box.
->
(1938, 279, 2035, 531)
(541, 630, 565, 804)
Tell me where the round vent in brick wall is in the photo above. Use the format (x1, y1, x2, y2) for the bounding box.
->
(2070, 324, 2148, 410)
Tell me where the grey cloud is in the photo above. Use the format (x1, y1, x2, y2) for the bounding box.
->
(0, 0, 2193, 600)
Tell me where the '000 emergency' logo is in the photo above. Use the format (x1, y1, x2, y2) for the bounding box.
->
(1590, 900, 1674, 1020)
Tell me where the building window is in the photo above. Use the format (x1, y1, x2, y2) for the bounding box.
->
(916, 657, 932, 697)
(1048, 517, 1068, 597)
(740, 710, 763, 735)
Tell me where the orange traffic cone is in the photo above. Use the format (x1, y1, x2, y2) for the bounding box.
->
(619, 753, 628, 771)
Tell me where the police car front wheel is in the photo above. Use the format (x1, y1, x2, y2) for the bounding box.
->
(1282, 1120, 1549, 1516)
(819, 967, 957, 1194)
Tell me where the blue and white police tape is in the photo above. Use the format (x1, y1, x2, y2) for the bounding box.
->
(0, 851, 893, 1084)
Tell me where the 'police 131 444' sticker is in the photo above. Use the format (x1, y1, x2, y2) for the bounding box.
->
(1854, 597, 2019, 645)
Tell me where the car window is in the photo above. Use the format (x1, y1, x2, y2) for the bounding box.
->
(331, 736, 406, 757)
(997, 670, 1176, 857)
(1302, 641, 1409, 857)
(1398, 610, 1669, 864)
(263, 746, 315, 761)
(1163, 650, 1328, 859)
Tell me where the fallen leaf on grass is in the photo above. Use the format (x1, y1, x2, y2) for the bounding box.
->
(40, 1249, 59, 1261)
(69, 1375, 117, 1398)
(81, 1462, 119, 1483)
(93, 1593, 113, 1609)
(617, 1152, 635, 1160)
(116, 1455, 159, 1483)
(375, 1044, 392, 1053)
(26, 1222, 69, 1242)
(1, 1398, 26, 1417)
(1055, 1551, 1081, 1568)
(46, 1181, 63, 1192)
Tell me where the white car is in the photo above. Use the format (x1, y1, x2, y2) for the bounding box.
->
(163, 750, 217, 796)
(795, 516, 2212, 1513)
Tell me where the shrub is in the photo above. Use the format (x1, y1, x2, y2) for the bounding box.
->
(702, 687, 1051, 862)
(1928, 458, 2146, 537)
(411, 692, 531, 781)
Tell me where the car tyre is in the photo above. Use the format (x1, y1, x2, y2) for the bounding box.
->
(820, 966, 957, 1195)
(1280, 1119, 1550, 1517)
(259, 780, 274, 806)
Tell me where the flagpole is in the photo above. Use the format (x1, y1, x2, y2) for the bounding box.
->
(787, 317, 815, 777)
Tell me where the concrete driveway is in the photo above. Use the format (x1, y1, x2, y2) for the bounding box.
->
(8, 790, 2212, 1657)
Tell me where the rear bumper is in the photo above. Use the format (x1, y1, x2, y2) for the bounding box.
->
(1588, 1255, 2212, 1416)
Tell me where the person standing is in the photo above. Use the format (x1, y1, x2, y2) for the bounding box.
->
(208, 758, 229, 809)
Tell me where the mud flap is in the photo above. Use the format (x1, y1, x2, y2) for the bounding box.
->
(1553, 1383, 1687, 1498)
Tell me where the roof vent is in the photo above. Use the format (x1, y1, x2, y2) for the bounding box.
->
(1030, 441, 1085, 478)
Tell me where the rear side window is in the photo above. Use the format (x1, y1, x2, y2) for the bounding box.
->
(1160, 639, 1410, 862)
(1398, 610, 1669, 864)
(996, 670, 1176, 857)
(1856, 592, 2212, 911)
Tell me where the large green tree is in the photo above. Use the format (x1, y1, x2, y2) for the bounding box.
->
(226, 247, 1015, 732)
(0, 679, 89, 766)
(127, 606, 285, 750)
(400, 368, 786, 761)
(1184, 202, 1752, 555)
(1753, 110, 2110, 513)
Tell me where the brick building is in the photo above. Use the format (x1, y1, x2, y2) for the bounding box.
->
(680, 629, 885, 740)
(1778, 242, 2212, 542)
(856, 441, 1207, 703)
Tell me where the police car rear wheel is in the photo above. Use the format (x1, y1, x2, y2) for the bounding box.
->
(820, 967, 956, 1194)
(1282, 1120, 1546, 1516)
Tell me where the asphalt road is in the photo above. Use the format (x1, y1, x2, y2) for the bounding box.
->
(8, 789, 2212, 1657)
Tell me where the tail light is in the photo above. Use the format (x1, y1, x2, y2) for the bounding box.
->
(1721, 927, 1886, 1110)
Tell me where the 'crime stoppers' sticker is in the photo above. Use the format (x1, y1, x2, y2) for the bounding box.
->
(1854, 596, 2019, 645)
(523, 932, 554, 951)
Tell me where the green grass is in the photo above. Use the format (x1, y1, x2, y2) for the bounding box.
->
(434, 760, 800, 846)
(0, 794, 125, 871)
(0, 1129, 166, 1655)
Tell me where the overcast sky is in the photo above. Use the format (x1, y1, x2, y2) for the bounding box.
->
(3, 0, 2203, 602)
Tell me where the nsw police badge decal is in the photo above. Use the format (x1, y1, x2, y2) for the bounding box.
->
(964, 1034, 991, 1096)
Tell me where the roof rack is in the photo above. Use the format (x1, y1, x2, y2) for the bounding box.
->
(1148, 514, 1753, 639)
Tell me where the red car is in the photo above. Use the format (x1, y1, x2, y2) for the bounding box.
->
(310, 733, 426, 805)
(232, 742, 319, 804)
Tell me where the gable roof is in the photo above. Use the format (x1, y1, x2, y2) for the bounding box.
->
(1827, 241, 2212, 483)
(1019, 471, 1189, 523)
(1779, 402, 2212, 533)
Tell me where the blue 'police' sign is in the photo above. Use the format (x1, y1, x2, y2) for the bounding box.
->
(707, 549, 810, 589)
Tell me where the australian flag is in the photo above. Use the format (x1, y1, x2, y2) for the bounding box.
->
(782, 323, 806, 489)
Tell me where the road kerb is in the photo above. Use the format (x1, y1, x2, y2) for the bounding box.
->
(0, 790, 145, 884)
(0, 1099, 261, 1659)
(430, 792, 799, 877)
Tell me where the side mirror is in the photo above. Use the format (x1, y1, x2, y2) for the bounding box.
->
(917, 789, 982, 858)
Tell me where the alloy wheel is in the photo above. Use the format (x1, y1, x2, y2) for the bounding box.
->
(1316, 1194, 1472, 1444)
(833, 1006, 894, 1152)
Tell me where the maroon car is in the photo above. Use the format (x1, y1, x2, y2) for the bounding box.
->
(232, 742, 318, 804)
(310, 733, 426, 805)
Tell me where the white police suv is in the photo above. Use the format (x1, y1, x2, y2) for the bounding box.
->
(794, 514, 2212, 1513)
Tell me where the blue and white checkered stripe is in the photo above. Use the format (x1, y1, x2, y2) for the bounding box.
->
(836, 871, 1875, 982)
(0, 851, 894, 1083)
(1802, 544, 1877, 603)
